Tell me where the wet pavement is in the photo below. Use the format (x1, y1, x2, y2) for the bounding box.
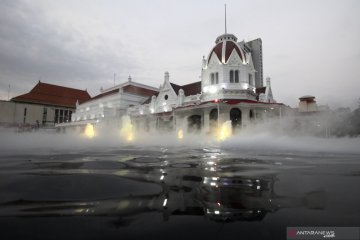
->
(0, 146, 359, 239)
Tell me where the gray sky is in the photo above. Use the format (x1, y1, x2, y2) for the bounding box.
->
(0, 0, 359, 108)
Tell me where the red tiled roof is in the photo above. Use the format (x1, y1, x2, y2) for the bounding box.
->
(256, 87, 266, 94)
(208, 42, 223, 63)
(122, 85, 158, 97)
(208, 41, 244, 64)
(87, 89, 120, 102)
(225, 41, 243, 62)
(142, 92, 159, 104)
(181, 81, 202, 96)
(170, 83, 181, 94)
(171, 81, 201, 96)
(11, 81, 91, 108)
(84, 84, 158, 104)
(142, 81, 201, 105)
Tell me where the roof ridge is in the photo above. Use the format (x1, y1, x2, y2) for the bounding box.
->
(180, 81, 201, 87)
(34, 82, 89, 93)
(27, 90, 89, 100)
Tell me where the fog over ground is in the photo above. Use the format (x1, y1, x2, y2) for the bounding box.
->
(0, 0, 359, 109)
(1, 117, 360, 155)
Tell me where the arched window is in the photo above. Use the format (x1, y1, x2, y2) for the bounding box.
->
(210, 73, 214, 85)
(235, 70, 239, 83)
(187, 115, 202, 133)
(215, 72, 219, 84)
(230, 108, 242, 133)
(230, 70, 234, 83)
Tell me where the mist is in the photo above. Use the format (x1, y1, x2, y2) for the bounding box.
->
(1, 113, 360, 155)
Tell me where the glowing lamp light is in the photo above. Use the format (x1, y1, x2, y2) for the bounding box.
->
(84, 123, 95, 138)
(217, 121, 232, 141)
(209, 86, 217, 94)
(120, 116, 134, 142)
(177, 129, 183, 140)
(163, 198, 168, 207)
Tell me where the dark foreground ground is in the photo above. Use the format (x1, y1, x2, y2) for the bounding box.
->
(0, 145, 359, 240)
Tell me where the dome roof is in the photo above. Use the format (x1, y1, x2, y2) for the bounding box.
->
(208, 34, 246, 64)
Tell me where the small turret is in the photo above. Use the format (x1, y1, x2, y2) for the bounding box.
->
(164, 71, 170, 82)
(202, 56, 206, 69)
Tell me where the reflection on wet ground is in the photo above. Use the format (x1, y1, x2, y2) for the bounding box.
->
(0, 146, 359, 239)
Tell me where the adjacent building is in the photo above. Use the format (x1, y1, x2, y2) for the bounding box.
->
(0, 81, 90, 127)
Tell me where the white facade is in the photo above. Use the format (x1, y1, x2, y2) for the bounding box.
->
(0, 100, 73, 127)
(127, 72, 202, 117)
(68, 79, 158, 126)
(201, 34, 257, 102)
(126, 32, 283, 135)
(58, 32, 282, 135)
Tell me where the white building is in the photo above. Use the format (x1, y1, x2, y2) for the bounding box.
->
(59, 77, 158, 129)
(128, 32, 286, 135)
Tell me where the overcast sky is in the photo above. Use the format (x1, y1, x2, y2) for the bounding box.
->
(0, 0, 359, 108)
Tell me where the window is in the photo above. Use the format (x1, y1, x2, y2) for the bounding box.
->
(230, 70, 234, 83)
(249, 74, 253, 85)
(23, 107, 27, 123)
(64, 110, 69, 122)
(230, 70, 239, 83)
(164, 94, 168, 100)
(210, 72, 219, 84)
(59, 109, 64, 123)
(235, 70, 239, 83)
(55, 109, 59, 123)
(42, 108, 47, 125)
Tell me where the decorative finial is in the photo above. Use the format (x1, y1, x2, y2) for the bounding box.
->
(128, 75, 132, 82)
